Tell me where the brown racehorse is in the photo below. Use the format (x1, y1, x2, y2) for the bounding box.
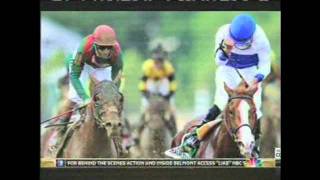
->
(41, 80, 125, 158)
(171, 81, 259, 158)
(139, 95, 174, 158)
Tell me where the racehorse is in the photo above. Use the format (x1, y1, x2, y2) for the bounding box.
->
(139, 95, 174, 158)
(171, 81, 259, 158)
(41, 79, 125, 158)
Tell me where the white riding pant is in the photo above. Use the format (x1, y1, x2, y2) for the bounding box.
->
(68, 64, 112, 104)
(141, 79, 175, 112)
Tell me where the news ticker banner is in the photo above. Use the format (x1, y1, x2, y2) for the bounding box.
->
(41, 158, 281, 168)
(40, 0, 281, 11)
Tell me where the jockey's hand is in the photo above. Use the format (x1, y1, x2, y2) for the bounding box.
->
(217, 39, 234, 61)
(223, 39, 235, 56)
(254, 74, 265, 83)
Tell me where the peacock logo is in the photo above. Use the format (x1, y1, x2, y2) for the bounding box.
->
(245, 158, 264, 167)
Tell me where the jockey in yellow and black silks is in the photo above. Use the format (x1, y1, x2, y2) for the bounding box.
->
(133, 44, 178, 144)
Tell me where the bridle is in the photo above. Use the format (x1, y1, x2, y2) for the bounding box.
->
(92, 101, 121, 129)
(91, 80, 123, 129)
(223, 95, 257, 142)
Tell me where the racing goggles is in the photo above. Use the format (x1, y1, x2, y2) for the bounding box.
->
(95, 44, 113, 51)
(233, 38, 253, 50)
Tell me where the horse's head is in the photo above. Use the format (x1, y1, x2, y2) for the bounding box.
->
(223, 80, 258, 158)
(144, 95, 171, 130)
(91, 80, 123, 137)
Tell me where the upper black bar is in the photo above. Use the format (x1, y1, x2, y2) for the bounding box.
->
(41, 0, 280, 11)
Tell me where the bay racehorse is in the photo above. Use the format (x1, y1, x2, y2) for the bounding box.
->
(139, 95, 174, 158)
(41, 79, 125, 158)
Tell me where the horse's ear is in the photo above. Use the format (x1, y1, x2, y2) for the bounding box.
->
(239, 79, 249, 89)
(247, 82, 259, 96)
(224, 82, 233, 96)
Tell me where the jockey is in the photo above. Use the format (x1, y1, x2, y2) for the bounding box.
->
(139, 44, 177, 109)
(166, 14, 272, 159)
(134, 44, 178, 143)
(52, 25, 124, 150)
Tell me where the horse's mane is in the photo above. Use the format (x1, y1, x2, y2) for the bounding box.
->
(93, 80, 118, 95)
(92, 80, 123, 107)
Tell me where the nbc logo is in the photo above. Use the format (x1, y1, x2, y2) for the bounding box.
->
(245, 158, 263, 167)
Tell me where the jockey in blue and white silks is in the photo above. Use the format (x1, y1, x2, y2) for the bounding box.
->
(165, 14, 272, 159)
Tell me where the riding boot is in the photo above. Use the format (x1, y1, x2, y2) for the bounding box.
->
(200, 104, 221, 126)
(165, 105, 221, 159)
(252, 118, 262, 158)
(165, 130, 200, 159)
(181, 130, 201, 157)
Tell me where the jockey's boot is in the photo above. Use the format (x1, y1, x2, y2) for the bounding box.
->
(165, 105, 221, 159)
(165, 130, 200, 159)
(199, 104, 221, 126)
(252, 118, 261, 158)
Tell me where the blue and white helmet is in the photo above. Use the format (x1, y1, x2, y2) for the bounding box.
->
(230, 14, 256, 50)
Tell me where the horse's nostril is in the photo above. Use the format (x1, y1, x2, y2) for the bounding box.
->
(106, 122, 112, 127)
(118, 122, 122, 127)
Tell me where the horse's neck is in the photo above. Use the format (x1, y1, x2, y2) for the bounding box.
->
(211, 120, 238, 157)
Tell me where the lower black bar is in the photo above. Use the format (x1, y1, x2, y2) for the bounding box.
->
(41, 168, 281, 180)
